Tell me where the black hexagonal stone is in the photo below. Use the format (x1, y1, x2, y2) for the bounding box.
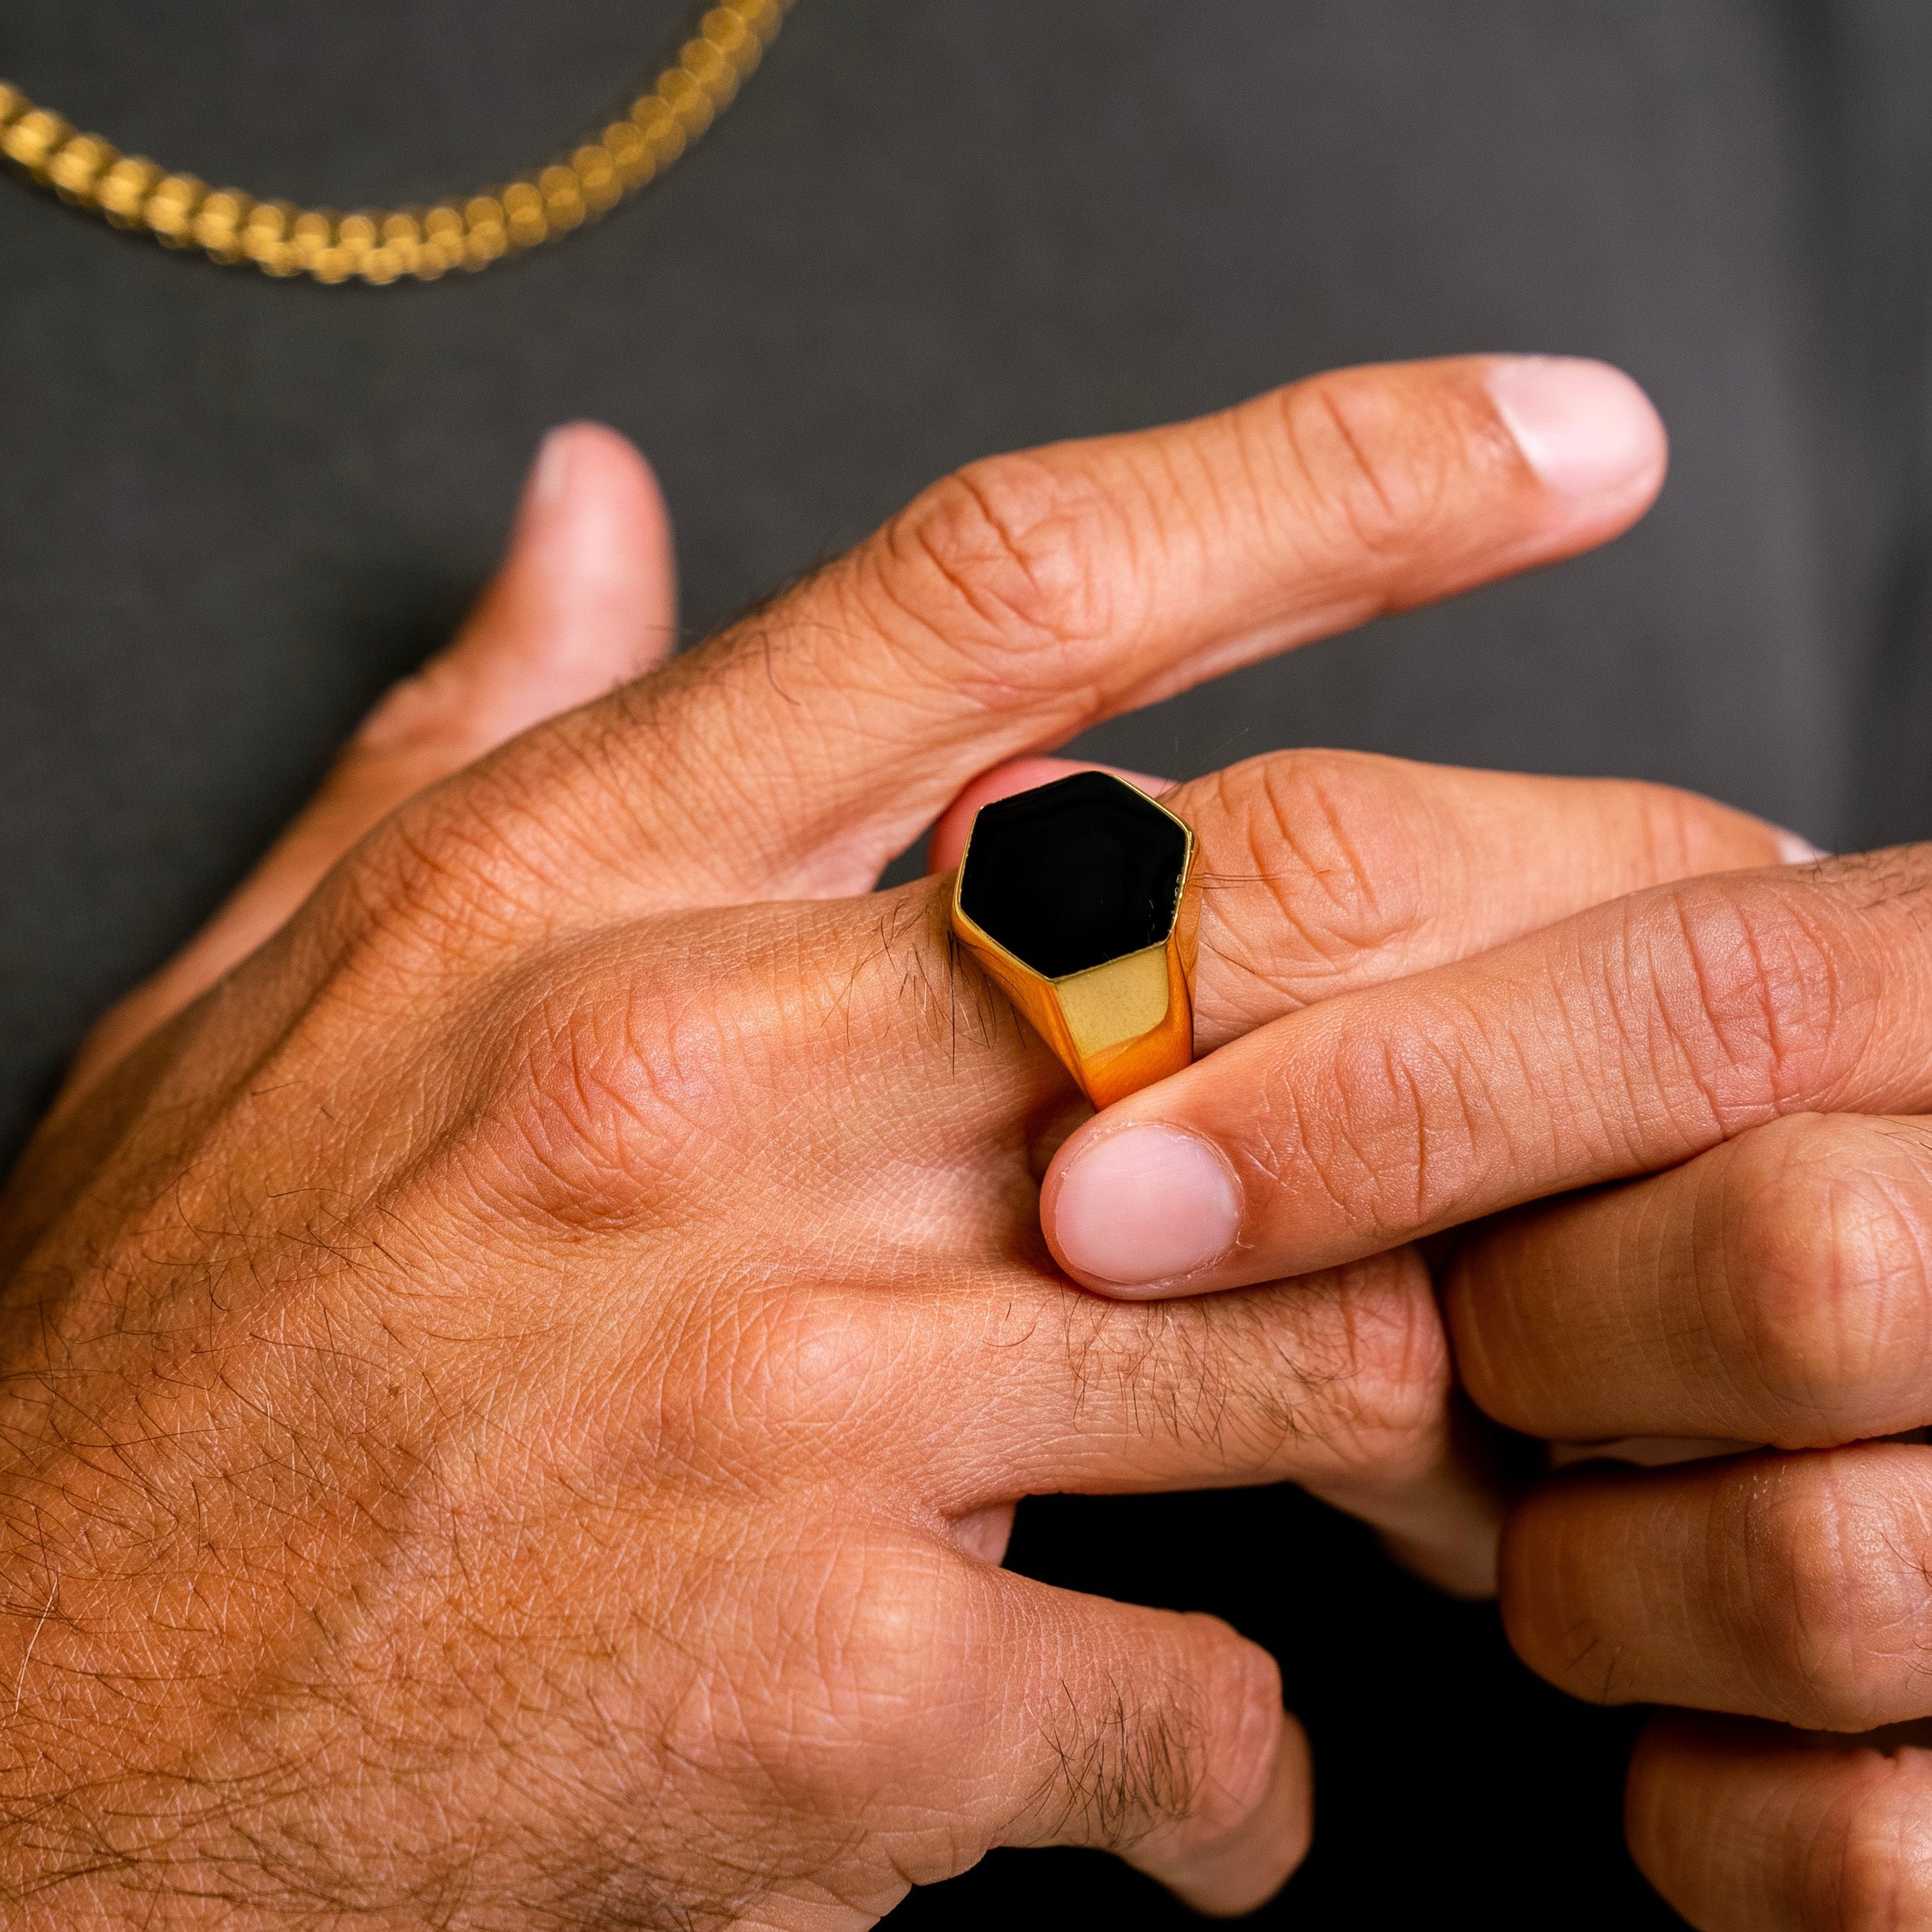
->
(957, 771, 1188, 979)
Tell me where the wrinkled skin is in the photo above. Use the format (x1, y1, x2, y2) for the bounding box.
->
(1047, 816, 1932, 1924)
(0, 357, 1747, 1928)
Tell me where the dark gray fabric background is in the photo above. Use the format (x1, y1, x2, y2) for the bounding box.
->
(4, 2, 1931, 1924)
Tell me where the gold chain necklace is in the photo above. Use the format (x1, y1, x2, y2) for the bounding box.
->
(0, 0, 793, 286)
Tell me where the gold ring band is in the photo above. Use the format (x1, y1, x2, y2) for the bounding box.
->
(950, 772, 1195, 1109)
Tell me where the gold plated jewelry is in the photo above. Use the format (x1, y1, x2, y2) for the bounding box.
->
(951, 773, 1197, 1110)
(0, 0, 793, 286)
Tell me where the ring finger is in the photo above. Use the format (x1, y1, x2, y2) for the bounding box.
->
(1446, 1111, 1932, 1450)
(945, 747, 1798, 1061)
(1498, 1441, 1932, 1730)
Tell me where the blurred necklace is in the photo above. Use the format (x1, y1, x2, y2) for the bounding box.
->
(0, 0, 793, 286)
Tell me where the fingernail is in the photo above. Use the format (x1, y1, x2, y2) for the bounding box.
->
(1773, 828, 1829, 864)
(1052, 1125, 1241, 1290)
(1485, 356, 1664, 498)
(527, 426, 575, 514)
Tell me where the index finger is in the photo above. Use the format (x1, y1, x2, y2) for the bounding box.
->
(1042, 848, 1931, 1294)
(484, 356, 1666, 909)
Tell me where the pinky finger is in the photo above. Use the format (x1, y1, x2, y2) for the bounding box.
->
(1628, 1709, 1932, 1931)
(966, 1569, 1311, 1916)
(1122, 1704, 1312, 1914)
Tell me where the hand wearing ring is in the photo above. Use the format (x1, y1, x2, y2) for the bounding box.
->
(4, 356, 1735, 1925)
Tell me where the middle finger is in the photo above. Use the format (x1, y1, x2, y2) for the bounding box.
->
(1447, 1111, 1932, 1449)
(973, 748, 1797, 1052)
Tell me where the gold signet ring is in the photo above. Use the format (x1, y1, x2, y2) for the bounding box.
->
(950, 771, 1196, 1109)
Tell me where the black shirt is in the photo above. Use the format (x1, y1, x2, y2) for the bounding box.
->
(4, 3, 1930, 1924)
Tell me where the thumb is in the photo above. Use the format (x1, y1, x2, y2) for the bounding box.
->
(61, 421, 676, 1107)
(375, 418, 679, 763)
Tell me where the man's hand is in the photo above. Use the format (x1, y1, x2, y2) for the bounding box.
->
(3, 355, 1707, 1926)
(1041, 837, 1932, 1929)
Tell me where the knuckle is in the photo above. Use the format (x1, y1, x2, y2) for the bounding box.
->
(1726, 1118, 1932, 1436)
(1051, 1616, 1279, 1849)
(1617, 877, 1866, 1139)
(865, 455, 1133, 704)
(1262, 366, 1473, 565)
(1738, 1456, 1932, 1729)
(1808, 1793, 1932, 1932)
(815, 1539, 959, 1709)
(1197, 750, 1430, 1017)
(1172, 1616, 1285, 1837)
(1631, 1718, 1932, 1932)
(1816, 1769, 1932, 1932)
(1273, 1251, 1453, 1480)
(1622, 776, 1785, 877)
(1809, 1760, 1932, 1932)
(482, 950, 725, 1231)
(476, 898, 908, 1241)
(708, 1287, 889, 1449)
(341, 784, 548, 968)
(1289, 1008, 1494, 1238)
(721, 1532, 967, 1799)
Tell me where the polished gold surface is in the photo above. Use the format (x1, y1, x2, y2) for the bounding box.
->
(0, 0, 792, 285)
(951, 786, 1197, 1112)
